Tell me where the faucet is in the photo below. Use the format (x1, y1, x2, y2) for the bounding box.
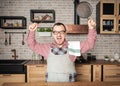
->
(11, 49, 18, 60)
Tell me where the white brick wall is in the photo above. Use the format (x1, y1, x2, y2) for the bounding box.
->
(0, 0, 120, 60)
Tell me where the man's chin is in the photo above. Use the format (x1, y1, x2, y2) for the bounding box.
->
(56, 41, 64, 45)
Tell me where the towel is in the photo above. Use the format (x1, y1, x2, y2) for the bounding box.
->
(68, 41, 81, 56)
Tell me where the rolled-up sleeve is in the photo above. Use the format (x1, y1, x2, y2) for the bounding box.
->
(80, 29, 97, 53)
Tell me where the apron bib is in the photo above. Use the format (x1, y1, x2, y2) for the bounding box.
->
(46, 49, 76, 82)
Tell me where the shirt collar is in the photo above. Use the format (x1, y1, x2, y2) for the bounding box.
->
(51, 40, 68, 48)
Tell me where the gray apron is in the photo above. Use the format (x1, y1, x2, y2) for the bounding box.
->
(46, 49, 76, 82)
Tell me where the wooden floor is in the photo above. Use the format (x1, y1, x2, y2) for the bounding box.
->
(1, 82, 120, 86)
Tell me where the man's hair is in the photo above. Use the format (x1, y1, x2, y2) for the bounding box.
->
(52, 22, 66, 32)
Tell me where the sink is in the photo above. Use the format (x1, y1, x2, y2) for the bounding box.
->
(0, 60, 28, 65)
(0, 60, 29, 74)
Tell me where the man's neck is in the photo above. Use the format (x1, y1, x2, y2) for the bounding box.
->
(57, 44, 63, 48)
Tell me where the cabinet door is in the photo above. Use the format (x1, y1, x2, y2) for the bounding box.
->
(0, 74, 25, 85)
(117, 1, 120, 34)
(100, 0, 116, 17)
(100, 18, 116, 34)
(75, 65, 91, 82)
(100, 0, 120, 34)
(27, 65, 46, 82)
(93, 65, 102, 82)
(103, 65, 120, 82)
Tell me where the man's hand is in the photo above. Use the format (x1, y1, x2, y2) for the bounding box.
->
(88, 18, 96, 29)
(29, 23, 38, 31)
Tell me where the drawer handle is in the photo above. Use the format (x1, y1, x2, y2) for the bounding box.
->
(36, 65, 44, 67)
(77, 74, 83, 75)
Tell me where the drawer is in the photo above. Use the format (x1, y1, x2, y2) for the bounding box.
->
(76, 74, 91, 81)
(76, 65, 91, 70)
(0, 74, 25, 82)
(104, 70, 120, 75)
(29, 77, 46, 82)
(76, 69, 90, 75)
(104, 75, 120, 82)
(104, 65, 120, 70)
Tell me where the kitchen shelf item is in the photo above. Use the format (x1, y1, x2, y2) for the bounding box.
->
(65, 24, 88, 34)
(4, 31, 26, 45)
(22, 33, 25, 45)
(0, 16, 27, 29)
(4, 32, 8, 46)
(37, 27, 52, 36)
(30, 9, 55, 23)
(4, 31, 26, 34)
(100, 0, 120, 34)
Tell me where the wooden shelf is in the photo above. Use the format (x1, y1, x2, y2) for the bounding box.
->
(0, 16, 27, 29)
(30, 9, 55, 23)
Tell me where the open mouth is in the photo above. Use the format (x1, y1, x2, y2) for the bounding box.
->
(56, 38, 62, 43)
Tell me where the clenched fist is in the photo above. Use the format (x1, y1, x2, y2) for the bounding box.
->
(88, 18, 96, 29)
(29, 23, 38, 31)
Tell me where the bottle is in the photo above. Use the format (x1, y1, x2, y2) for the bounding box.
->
(114, 52, 119, 61)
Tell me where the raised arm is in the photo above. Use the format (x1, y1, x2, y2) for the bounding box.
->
(26, 23, 50, 58)
(80, 19, 97, 53)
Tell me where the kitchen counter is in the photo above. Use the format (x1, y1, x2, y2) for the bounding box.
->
(2, 82, 120, 86)
(25, 60, 120, 65)
(25, 60, 47, 65)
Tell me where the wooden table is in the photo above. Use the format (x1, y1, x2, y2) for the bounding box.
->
(2, 82, 120, 86)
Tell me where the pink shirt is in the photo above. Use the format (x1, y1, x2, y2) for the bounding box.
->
(26, 29, 97, 62)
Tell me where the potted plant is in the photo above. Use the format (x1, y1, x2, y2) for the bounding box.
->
(37, 27, 52, 36)
(104, 55, 109, 61)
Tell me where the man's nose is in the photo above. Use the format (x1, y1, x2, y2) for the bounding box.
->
(57, 32, 61, 36)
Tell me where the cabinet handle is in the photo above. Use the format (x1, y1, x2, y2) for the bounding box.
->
(115, 30, 118, 33)
(36, 65, 44, 67)
(77, 74, 83, 76)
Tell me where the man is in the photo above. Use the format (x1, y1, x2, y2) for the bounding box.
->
(26, 19, 97, 82)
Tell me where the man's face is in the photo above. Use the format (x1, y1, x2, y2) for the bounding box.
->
(52, 25, 66, 46)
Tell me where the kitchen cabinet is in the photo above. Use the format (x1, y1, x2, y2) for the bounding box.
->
(26, 60, 120, 82)
(93, 65, 102, 82)
(100, 0, 120, 34)
(0, 16, 26, 29)
(103, 65, 120, 82)
(27, 64, 46, 82)
(0, 74, 25, 85)
(75, 64, 91, 82)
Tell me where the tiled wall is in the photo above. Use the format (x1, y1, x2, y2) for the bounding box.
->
(0, 0, 119, 60)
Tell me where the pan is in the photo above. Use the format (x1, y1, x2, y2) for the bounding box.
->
(76, 1, 93, 19)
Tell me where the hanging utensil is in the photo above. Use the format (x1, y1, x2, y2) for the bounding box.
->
(40, 14, 49, 23)
(22, 33, 25, 45)
(76, 1, 93, 19)
(9, 33, 11, 45)
(4, 32, 8, 46)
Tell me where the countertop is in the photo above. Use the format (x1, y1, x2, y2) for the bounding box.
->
(25, 60, 120, 65)
(2, 82, 120, 86)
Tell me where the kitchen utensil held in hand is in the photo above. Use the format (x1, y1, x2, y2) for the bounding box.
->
(76, 1, 93, 19)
